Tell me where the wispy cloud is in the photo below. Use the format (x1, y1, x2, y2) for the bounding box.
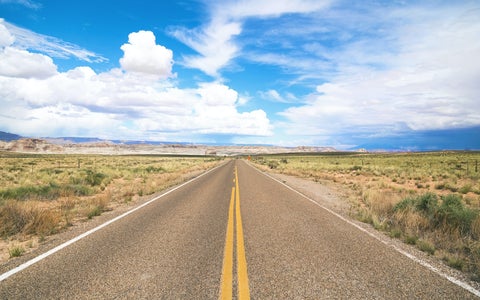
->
(3, 20, 107, 63)
(0, 0, 41, 10)
(171, 20, 242, 77)
(259, 89, 299, 103)
(170, 0, 331, 78)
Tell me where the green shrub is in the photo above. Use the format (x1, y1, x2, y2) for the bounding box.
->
(0, 182, 93, 201)
(63, 184, 92, 196)
(437, 194, 477, 235)
(417, 240, 435, 255)
(405, 235, 418, 245)
(389, 228, 402, 238)
(84, 170, 106, 186)
(9, 245, 25, 258)
(87, 206, 102, 219)
(145, 166, 165, 173)
(459, 184, 473, 194)
(267, 160, 279, 169)
(0, 182, 61, 201)
(415, 193, 438, 216)
(393, 197, 416, 211)
(394, 193, 478, 236)
(444, 255, 465, 271)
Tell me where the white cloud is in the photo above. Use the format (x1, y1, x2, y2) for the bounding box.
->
(215, 0, 331, 19)
(0, 20, 56, 78)
(259, 89, 299, 103)
(172, 20, 241, 77)
(192, 82, 272, 135)
(264, 90, 282, 102)
(171, 0, 331, 77)
(0, 25, 272, 141)
(0, 0, 41, 9)
(0, 46, 57, 78)
(0, 20, 15, 47)
(0, 103, 122, 138)
(197, 82, 238, 106)
(280, 3, 480, 140)
(1, 19, 106, 63)
(120, 30, 174, 78)
(0, 70, 273, 136)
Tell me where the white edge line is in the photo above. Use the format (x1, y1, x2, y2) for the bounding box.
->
(0, 162, 226, 282)
(247, 162, 480, 298)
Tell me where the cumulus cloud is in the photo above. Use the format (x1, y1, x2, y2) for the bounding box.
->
(0, 69, 272, 138)
(0, 20, 57, 78)
(0, 25, 272, 141)
(0, 47, 57, 78)
(0, 21, 15, 47)
(193, 82, 272, 135)
(120, 30, 174, 78)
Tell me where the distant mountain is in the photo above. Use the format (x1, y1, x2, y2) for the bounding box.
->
(45, 137, 107, 144)
(0, 131, 22, 141)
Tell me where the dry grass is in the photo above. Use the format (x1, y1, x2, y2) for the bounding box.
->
(0, 152, 223, 261)
(0, 200, 61, 237)
(251, 151, 480, 279)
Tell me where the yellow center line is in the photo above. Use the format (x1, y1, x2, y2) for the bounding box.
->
(235, 166, 250, 300)
(219, 165, 250, 300)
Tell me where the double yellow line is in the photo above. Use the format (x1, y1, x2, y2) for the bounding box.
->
(219, 166, 250, 300)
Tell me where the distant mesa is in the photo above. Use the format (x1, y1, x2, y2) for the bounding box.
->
(0, 137, 63, 153)
(0, 131, 340, 155)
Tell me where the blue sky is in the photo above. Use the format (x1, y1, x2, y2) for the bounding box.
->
(0, 0, 479, 149)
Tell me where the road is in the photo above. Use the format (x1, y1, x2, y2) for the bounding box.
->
(0, 159, 478, 299)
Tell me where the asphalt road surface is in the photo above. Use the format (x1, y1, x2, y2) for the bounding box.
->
(0, 160, 478, 299)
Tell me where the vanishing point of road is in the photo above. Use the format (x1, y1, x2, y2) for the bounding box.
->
(1, 160, 478, 299)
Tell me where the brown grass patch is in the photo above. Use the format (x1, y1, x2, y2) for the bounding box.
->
(0, 200, 61, 238)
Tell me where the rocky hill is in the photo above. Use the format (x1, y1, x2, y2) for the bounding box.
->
(0, 138, 63, 153)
